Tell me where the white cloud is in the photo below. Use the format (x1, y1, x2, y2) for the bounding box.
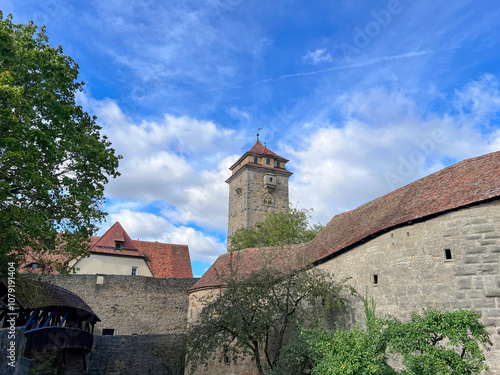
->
(288, 81, 499, 226)
(78, 94, 236, 231)
(454, 73, 500, 123)
(303, 49, 333, 64)
(226, 106, 250, 120)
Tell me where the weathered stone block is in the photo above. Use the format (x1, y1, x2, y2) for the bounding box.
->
(453, 265, 477, 276)
(464, 255, 480, 264)
(456, 277, 472, 290)
(442, 228, 458, 237)
(485, 289, 500, 298)
(472, 298, 495, 308)
(461, 224, 495, 234)
(452, 300, 471, 309)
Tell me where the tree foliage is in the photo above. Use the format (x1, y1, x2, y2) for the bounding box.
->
(0, 13, 121, 273)
(306, 298, 492, 375)
(184, 254, 355, 375)
(229, 206, 323, 251)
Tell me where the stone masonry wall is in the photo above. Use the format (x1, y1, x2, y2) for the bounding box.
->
(88, 334, 185, 375)
(319, 198, 500, 374)
(0, 327, 27, 375)
(227, 166, 289, 240)
(188, 199, 500, 374)
(25, 274, 198, 335)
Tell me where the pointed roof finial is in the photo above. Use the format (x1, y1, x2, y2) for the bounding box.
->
(257, 128, 262, 141)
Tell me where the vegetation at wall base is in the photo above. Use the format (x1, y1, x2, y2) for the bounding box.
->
(305, 298, 492, 375)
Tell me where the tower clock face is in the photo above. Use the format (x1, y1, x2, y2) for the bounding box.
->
(263, 193, 274, 206)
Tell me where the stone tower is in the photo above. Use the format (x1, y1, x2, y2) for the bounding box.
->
(226, 137, 293, 244)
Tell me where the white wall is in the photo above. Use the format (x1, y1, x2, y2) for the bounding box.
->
(74, 253, 153, 277)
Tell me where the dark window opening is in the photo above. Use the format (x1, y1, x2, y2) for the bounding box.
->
(444, 249, 453, 260)
(254, 157, 258, 164)
(224, 354, 230, 365)
(373, 274, 379, 285)
(277, 161, 281, 168)
(266, 158, 271, 165)
(102, 329, 114, 336)
(270, 177, 273, 182)
(114, 241, 123, 251)
(131, 266, 138, 276)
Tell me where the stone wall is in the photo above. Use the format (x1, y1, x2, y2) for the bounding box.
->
(88, 334, 185, 375)
(227, 165, 290, 239)
(0, 327, 28, 375)
(318, 198, 500, 373)
(25, 274, 198, 335)
(188, 199, 500, 374)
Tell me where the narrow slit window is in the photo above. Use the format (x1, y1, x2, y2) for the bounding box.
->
(444, 249, 453, 260)
(373, 274, 379, 285)
(224, 354, 230, 365)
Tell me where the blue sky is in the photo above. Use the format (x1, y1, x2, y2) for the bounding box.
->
(2, 0, 500, 277)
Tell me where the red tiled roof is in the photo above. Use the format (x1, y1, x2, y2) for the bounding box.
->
(230, 140, 289, 170)
(88, 222, 145, 258)
(191, 151, 500, 291)
(20, 225, 193, 279)
(135, 240, 193, 278)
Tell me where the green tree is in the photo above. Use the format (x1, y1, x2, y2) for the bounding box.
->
(0, 13, 121, 273)
(307, 299, 492, 375)
(229, 206, 323, 251)
(386, 308, 492, 374)
(306, 298, 395, 375)
(184, 254, 355, 375)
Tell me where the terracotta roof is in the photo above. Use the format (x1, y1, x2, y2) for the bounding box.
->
(229, 140, 289, 170)
(1, 276, 100, 322)
(135, 240, 193, 278)
(20, 226, 193, 279)
(191, 151, 500, 292)
(88, 222, 145, 258)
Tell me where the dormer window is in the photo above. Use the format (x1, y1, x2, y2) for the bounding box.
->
(114, 241, 123, 251)
(266, 158, 271, 165)
(276, 161, 281, 168)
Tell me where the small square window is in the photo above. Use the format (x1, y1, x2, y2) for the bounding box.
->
(276, 162, 281, 168)
(114, 241, 123, 251)
(444, 249, 453, 260)
(131, 266, 138, 276)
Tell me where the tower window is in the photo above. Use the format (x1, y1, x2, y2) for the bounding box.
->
(266, 158, 271, 165)
(276, 161, 281, 168)
(444, 249, 453, 260)
(254, 157, 258, 164)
